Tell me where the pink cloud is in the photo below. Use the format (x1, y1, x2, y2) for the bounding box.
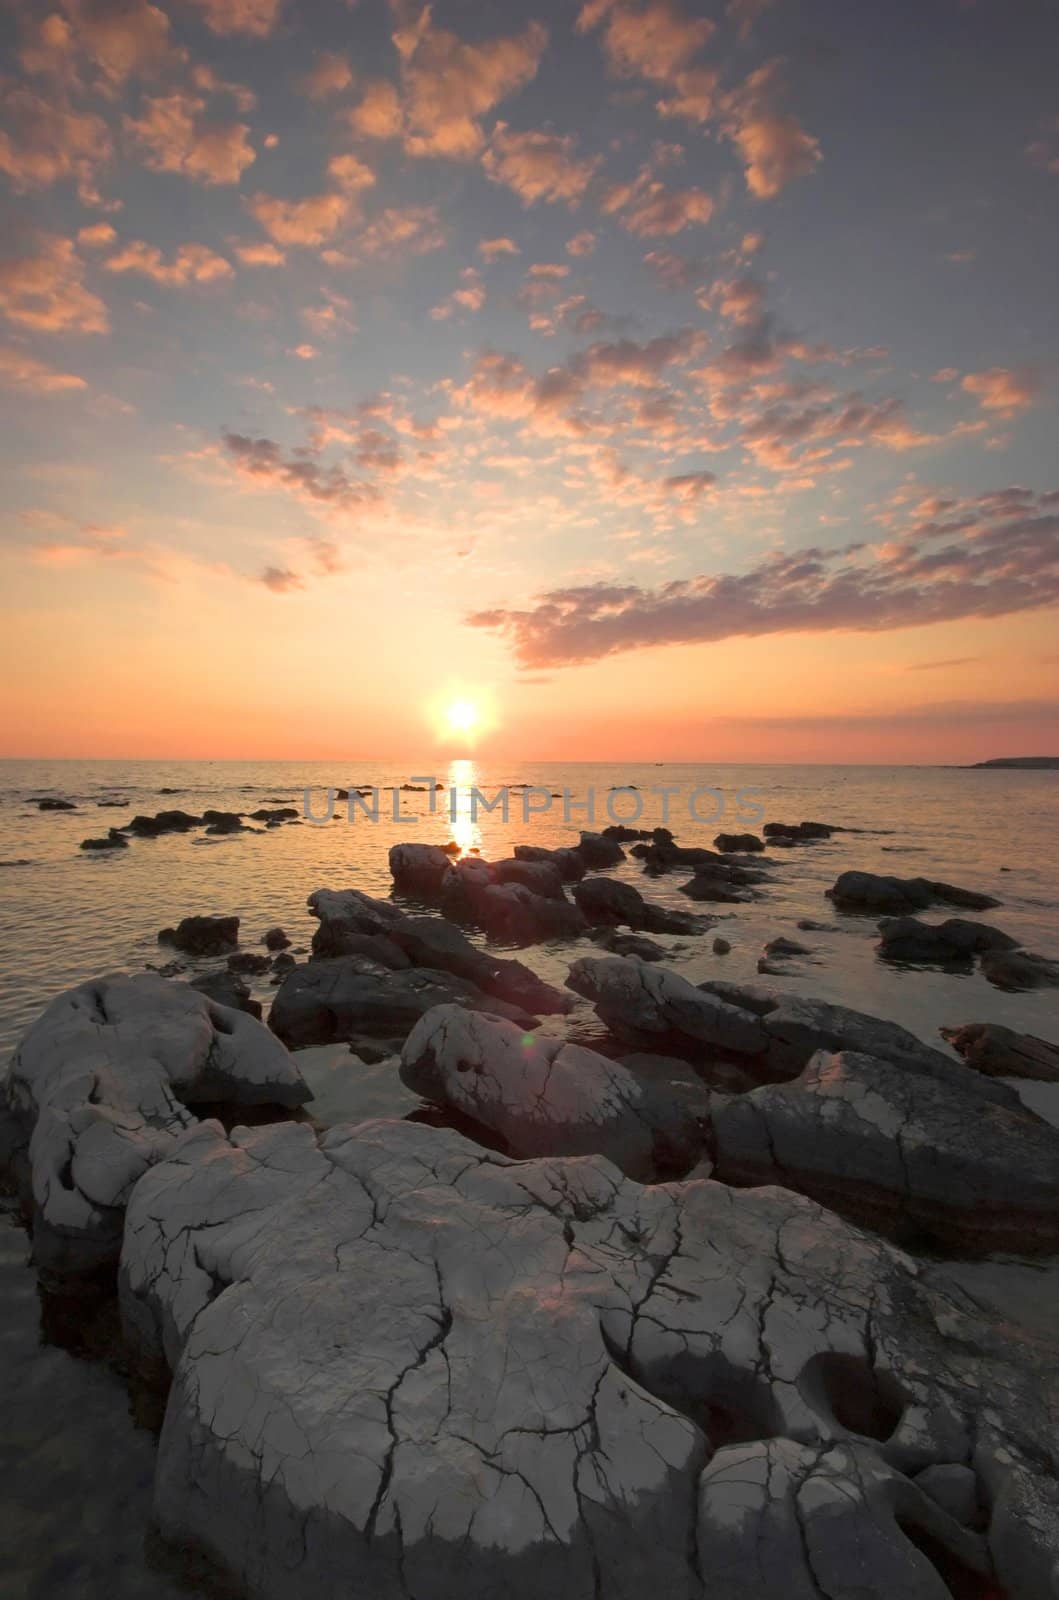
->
(124, 93, 256, 184)
(346, 80, 404, 140)
(262, 565, 304, 591)
(77, 221, 117, 248)
(566, 230, 598, 257)
(479, 236, 521, 261)
(247, 191, 349, 246)
(482, 124, 600, 206)
(0, 233, 109, 334)
(355, 204, 445, 258)
(577, 0, 713, 81)
(54, 0, 178, 88)
(723, 62, 821, 198)
(961, 367, 1042, 415)
(469, 487, 1059, 666)
(104, 239, 233, 285)
(602, 166, 714, 234)
(0, 344, 87, 393)
(396, 17, 549, 159)
(302, 51, 353, 99)
(233, 239, 286, 267)
(327, 152, 376, 193)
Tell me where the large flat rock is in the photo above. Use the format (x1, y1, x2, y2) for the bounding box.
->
(120, 1118, 1058, 1600)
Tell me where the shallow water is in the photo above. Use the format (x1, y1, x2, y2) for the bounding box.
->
(1, 758, 1057, 1600)
(2, 758, 1057, 1059)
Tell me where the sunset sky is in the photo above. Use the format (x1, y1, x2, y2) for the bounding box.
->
(1, 0, 1057, 761)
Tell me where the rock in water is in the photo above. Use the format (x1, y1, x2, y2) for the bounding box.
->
(0, 974, 309, 1278)
(941, 1022, 1059, 1082)
(877, 916, 1018, 964)
(576, 830, 625, 867)
(159, 915, 240, 956)
(400, 1004, 704, 1178)
(710, 1048, 1059, 1253)
(389, 843, 453, 896)
(572, 876, 703, 934)
(828, 871, 1000, 913)
(120, 1117, 1058, 1600)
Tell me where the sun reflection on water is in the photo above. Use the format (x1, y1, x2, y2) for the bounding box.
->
(446, 758, 482, 857)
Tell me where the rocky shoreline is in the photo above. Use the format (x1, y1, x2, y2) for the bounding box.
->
(2, 823, 1058, 1599)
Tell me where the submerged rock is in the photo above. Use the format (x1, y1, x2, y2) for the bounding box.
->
(980, 948, 1059, 992)
(572, 876, 703, 935)
(0, 974, 308, 1278)
(828, 871, 1000, 914)
(877, 915, 1018, 964)
(763, 820, 835, 842)
(79, 830, 128, 851)
(588, 928, 675, 961)
(941, 1023, 1059, 1082)
(710, 1047, 1059, 1254)
(121, 809, 202, 837)
(120, 1116, 1057, 1600)
(714, 832, 765, 853)
(400, 1004, 704, 1178)
(36, 797, 77, 811)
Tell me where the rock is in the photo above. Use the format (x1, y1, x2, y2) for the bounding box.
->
(268, 958, 540, 1050)
(941, 1023, 1059, 1082)
(492, 856, 565, 899)
(439, 860, 588, 944)
(763, 820, 835, 841)
(756, 959, 792, 977)
(714, 832, 765, 853)
(678, 875, 753, 904)
(400, 1005, 704, 1179)
(121, 810, 202, 837)
(119, 1116, 1055, 1600)
(389, 842, 453, 896)
(572, 877, 703, 935)
(697, 977, 1017, 1101)
(764, 936, 811, 958)
(600, 824, 653, 841)
(189, 969, 262, 1019)
(37, 798, 76, 810)
(913, 1463, 979, 1527)
(566, 956, 771, 1063)
(159, 915, 239, 957)
(249, 807, 299, 822)
(710, 1047, 1059, 1253)
(513, 844, 586, 882)
(980, 948, 1059, 992)
(227, 951, 272, 976)
(877, 916, 1019, 964)
(589, 929, 673, 961)
(79, 831, 128, 851)
(263, 926, 290, 951)
(798, 919, 836, 931)
(0, 974, 308, 1278)
(828, 871, 1000, 914)
(271, 952, 297, 975)
(203, 810, 246, 835)
(712, 937, 731, 955)
(576, 830, 625, 867)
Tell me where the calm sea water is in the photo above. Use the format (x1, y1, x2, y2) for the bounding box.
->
(1, 758, 1057, 1598)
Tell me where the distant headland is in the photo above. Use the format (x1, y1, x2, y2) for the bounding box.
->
(967, 756, 1059, 769)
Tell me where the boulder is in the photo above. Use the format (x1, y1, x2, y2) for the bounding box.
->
(678, 875, 753, 904)
(572, 877, 703, 934)
(710, 1047, 1059, 1254)
(828, 871, 1000, 914)
(713, 937, 731, 955)
(566, 956, 770, 1064)
(941, 1023, 1059, 1083)
(492, 856, 565, 899)
(203, 810, 247, 835)
(227, 951, 272, 976)
(249, 807, 299, 822)
(79, 831, 128, 851)
(159, 915, 240, 957)
(714, 832, 765, 853)
(600, 824, 654, 842)
(980, 948, 1059, 992)
(763, 821, 835, 841)
(763, 936, 811, 958)
(400, 1005, 704, 1179)
(268, 958, 539, 1050)
(513, 843, 586, 882)
(0, 974, 308, 1278)
(439, 859, 588, 944)
(877, 916, 1018, 964)
(263, 926, 291, 951)
(389, 843, 454, 896)
(577, 830, 625, 867)
(119, 1117, 1056, 1600)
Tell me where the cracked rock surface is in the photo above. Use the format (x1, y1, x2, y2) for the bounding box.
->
(0, 974, 309, 1277)
(400, 1004, 704, 1178)
(120, 1117, 1058, 1600)
(710, 1047, 1059, 1253)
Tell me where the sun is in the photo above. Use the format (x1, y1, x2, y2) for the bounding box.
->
(444, 698, 479, 735)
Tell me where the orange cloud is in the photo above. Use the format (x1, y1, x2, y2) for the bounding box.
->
(327, 153, 376, 193)
(0, 89, 111, 195)
(347, 80, 404, 140)
(483, 124, 600, 206)
(961, 367, 1041, 415)
(578, 0, 713, 81)
(124, 93, 256, 184)
(0, 344, 87, 393)
(233, 239, 286, 266)
(356, 204, 444, 258)
(432, 268, 486, 320)
(103, 239, 234, 286)
(247, 191, 350, 246)
(77, 221, 117, 248)
(602, 166, 713, 234)
(182, 0, 282, 37)
(55, 0, 178, 88)
(566, 230, 598, 256)
(723, 62, 821, 198)
(479, 236, 521, 261)
(302, 51, 353, 99)
(0, 234, 109, 334)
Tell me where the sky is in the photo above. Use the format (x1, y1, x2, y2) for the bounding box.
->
(0, 0, 1057, 763)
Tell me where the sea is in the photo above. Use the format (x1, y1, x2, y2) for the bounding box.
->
(1, 758, 1057, 1597)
